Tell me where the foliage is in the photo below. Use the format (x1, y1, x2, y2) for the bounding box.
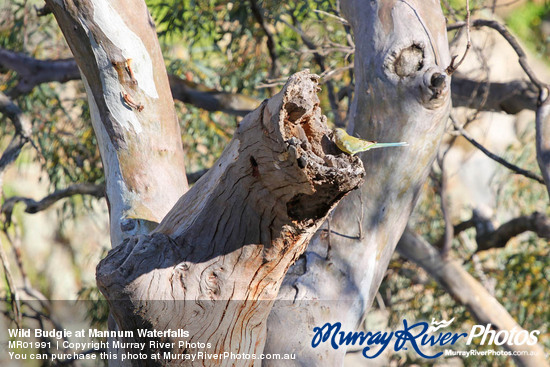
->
(506, 1, 550, 59)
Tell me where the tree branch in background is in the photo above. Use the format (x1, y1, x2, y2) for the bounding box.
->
(448, 19, 546, 91)
(1, 183, 105, 226)
(397, 228, 549, 367)
(0, 92, 32, 183)
(0, 48, 80, 97)
(249, 0, 280, 79)
(449, 18, 550, 193)
(535, 88, 550, 197)
(284, 13, 345, 126)
(0, 168, 208, 227)
(0, 48, 260, 116)
(451, 116, 545, 184)
(167, 75, 259, 116)
(474, 211, 550, 252)
(434, 211, 550, 253)
(451, 75, 539, 113)
(1, 47, 543, 118)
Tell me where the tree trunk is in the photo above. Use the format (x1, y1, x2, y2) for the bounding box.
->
(267, 1, 452, 364)
(46, 0, 189, 246)
(49, 1, 366, 366)
(97, 71, 365, 366)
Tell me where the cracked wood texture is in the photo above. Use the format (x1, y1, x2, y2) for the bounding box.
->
(97, 70, 365, 366)
(47, 0, 188, 246)
(266, 1, 452, 365)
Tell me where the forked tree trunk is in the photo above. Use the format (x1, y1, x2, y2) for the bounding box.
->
(49, 2, 368, 366)
(97, 71, 365, 366)
(49, 2, 366, 366)
(266, 1, 452, 364)
(47, 1, 542, 367)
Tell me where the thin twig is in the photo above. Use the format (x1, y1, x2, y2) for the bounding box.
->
(4, 228, 30, 290)
(446, 0, 471, 75)
(320, 64, 354, 82)
(451, 116, 545, 184)
(447, 19, 547, 91)
(313, 9, 349, 25)
(284, 12, 344, 126)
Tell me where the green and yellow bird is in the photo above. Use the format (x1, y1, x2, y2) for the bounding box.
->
(333, 128, 408, 155)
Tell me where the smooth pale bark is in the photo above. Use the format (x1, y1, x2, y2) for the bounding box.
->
(46, 0, 188, 245)
(397, 228, 549, 367)
(267, 1, 452, 364)
(97, 71, 365, 366)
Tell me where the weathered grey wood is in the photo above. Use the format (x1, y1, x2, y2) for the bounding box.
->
(97, 70, 366, 366)
(397, 228, 549, 367)
(267, 1, 452, 365)
(46, 0, 188, 245)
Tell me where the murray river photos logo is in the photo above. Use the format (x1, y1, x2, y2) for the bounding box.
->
(311, 318, 541, 359)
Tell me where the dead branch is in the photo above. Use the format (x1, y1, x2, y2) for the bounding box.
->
(397, 228, 549, 367)
(446, 0, 471, 75)
(434, 211, 550, 253)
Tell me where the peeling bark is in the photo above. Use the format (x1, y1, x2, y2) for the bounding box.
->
(267, 1, 452, 364)
(97, 71, 365, 366)
(46, 0, 188, 245)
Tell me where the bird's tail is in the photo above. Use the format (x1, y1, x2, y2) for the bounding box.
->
(370, 142, 408, 149)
